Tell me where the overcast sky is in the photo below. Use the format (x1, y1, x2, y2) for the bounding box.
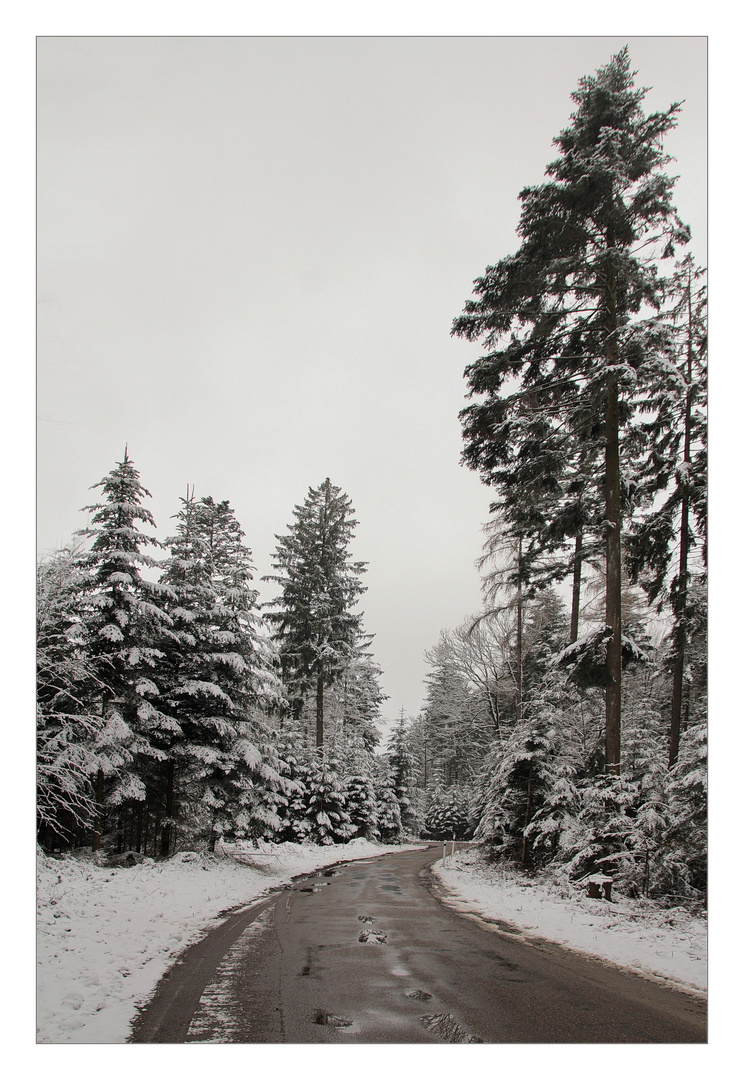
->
(36, 36, 707, 728)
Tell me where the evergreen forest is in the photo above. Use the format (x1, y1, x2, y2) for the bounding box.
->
(37, 50, 706, 911)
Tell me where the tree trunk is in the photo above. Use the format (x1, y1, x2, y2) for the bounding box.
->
(570, 529, 583, 644)
(487, 684, 501, 741)
(521, 764, 533, 866)
(605, 371, 622, 770)
(92, 767, 104, 852)
(160, 760, 176, 857)
(669, 552, 688, 768)
(316, 665, 325, 751)
(292, 696, 303, 727)
(515, 538, 523, 724)
(669, 270, 696, 768)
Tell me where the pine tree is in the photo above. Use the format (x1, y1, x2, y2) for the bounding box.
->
(273, 732, 312, 842)
(521, 589, 571, 695)
(421, 648, 483, 786)
(375, 772, 402, 843)
(265, 479, 367, 750)
(474, 710, 561, 865)
(323, 640, 386, 753)
(36, 547, 107, 846)
(159, 492, 284, 850)
(424, 786, 473, 841)
(303, 752, 354, 844)
(386, 712, 419, 836)
(556, 658, 668, 889)
(654, 718, 706, 902)
(76, 450, 174, 850)
(344, 770, 379, 839)
(473, 594, 586, 868)
(453, 49, 689, 769)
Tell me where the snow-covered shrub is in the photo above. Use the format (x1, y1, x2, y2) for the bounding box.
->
(424, 785, 474, 841)
(345, 772, 379, 839)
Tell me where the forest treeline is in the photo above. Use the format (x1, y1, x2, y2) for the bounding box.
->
(37, 467, 405, 855)
(37, 49, 706, 909)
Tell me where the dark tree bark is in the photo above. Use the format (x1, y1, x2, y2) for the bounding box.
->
(605, 371, 623, 770)
(92, 767, 104, 853)
(521, 763, 533, 866)
(570, 530, 583, 644)
(161, 759, 176, 857)
(669, 277, 695, 767)
(515, 538, 524, 724)
(316, 664, 325, 751)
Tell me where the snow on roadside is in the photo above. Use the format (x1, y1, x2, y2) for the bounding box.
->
(432, 846, 707, 995)
(37, 839, 423, 1044)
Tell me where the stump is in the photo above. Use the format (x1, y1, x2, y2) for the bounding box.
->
(585, 874, 613, 901)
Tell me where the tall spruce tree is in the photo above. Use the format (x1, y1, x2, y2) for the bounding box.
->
(265, 479, 367, 750)
(452, 49, 689, 768)
(159, 492, 284, 850)
(76, 450, 174, 850)
(386, 711, 418, 836)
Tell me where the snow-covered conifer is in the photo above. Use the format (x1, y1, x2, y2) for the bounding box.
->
(36, 547, 107, 844)
(159, 492, 284, 849)
(344, 771, 379, 840)
(374, 760, 402, 843)
(75, 450, 174, 848)
(303, 752, 354, 844)
(453, 48, 690, 767)
(265, 479, 367, 749)
(386, 712, 420, 837)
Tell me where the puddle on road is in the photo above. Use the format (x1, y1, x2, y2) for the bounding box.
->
(404, 989, 432, 1001)
(357, 915, 376, 924)
(494, 956, 520, 971)
(420, 1013, 483, 1043)
(314, 1010, 353, 1028)
(297, 945, 322, 980)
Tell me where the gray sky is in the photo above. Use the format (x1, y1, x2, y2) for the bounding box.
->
(37, 36, 707, 727)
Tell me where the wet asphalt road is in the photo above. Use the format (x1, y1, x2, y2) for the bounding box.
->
(130, 844, 706, 1044)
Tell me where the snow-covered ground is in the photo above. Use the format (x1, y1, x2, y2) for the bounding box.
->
(432, 846, 707, 995)
(36, 838, 420, 1044)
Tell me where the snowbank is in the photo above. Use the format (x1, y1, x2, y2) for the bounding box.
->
(432, 846, 707, 995)
(36, 838, 421, 1044)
